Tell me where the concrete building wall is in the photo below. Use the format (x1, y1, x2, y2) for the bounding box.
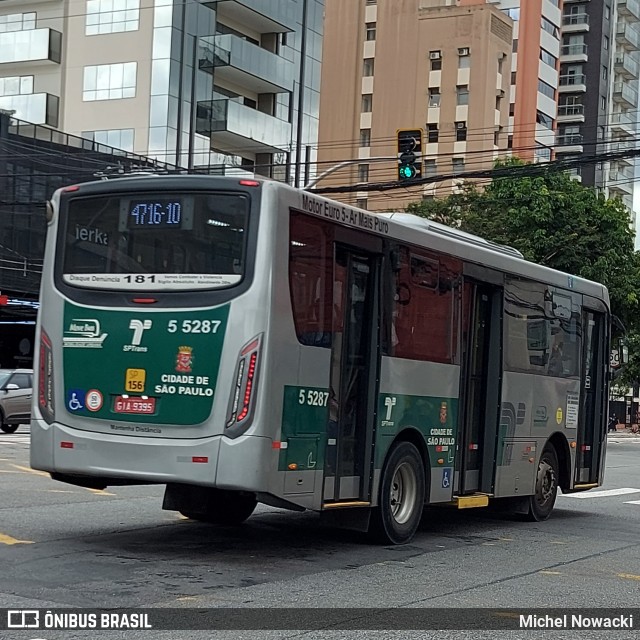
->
(318, 0, 512, 211)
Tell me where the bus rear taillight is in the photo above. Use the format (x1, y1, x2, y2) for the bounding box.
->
(225, 334, 262, 437)
(39, 330, 55, 423)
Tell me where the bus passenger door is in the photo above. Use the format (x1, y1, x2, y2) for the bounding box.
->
(576, 309, 607, 485)
(324, 245, 379, 505)
(459, 280, 503, 495)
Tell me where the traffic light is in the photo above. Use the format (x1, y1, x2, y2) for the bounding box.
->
(397, 129, 423, 181)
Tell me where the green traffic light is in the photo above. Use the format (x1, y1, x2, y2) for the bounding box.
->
(399, 165, 416, 179)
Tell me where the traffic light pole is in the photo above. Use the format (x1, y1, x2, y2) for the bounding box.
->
(303, 156, 397, 190)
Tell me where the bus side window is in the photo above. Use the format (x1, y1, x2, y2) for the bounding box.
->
(289, 213, 333, 348)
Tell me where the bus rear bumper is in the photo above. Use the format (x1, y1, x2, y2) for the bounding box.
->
(30, 418, 272, 490)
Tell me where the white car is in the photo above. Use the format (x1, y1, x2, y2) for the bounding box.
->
(0, 368, 33, 434)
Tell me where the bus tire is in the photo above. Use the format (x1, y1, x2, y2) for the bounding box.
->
(368, 441, 425, 545)
(525, 445, 559, 522)
(181, 490, 257, 525)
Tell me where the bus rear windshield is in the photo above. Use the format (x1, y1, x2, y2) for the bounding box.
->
(61, 192, 249, 291)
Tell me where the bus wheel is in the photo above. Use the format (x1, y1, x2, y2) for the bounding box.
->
(369, 441, 425, 545)
(181, 490, 257, 525)
(525, 445, 559, 522)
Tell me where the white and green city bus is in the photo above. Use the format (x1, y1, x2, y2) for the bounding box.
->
(31, 175, 611, 544)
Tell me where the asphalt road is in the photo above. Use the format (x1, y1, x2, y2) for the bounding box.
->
(1, 427, 640, 640)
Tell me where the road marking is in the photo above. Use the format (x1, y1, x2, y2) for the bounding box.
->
(11, 464, 49, 477)
(86, 488, 116, 496)
(549, 541, 568, 545)
(0, 533, 34, 545)
(617, 573, 640, 581)
(561, 487, 640, 499)
(624, 500, 640, 505)
(540, 570, 562, 575)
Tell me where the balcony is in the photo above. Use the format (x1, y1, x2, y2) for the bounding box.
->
(615, 54, 640, 79)
(617, 22, 640, 50)
(557, 132, 583, 153)
(609, 168, 634, 195)
(0, 93, 59, 126)
(557, 103, 584, 123)
(213, 0, 296, 33)
(560, 43, 588, 62)
(610, 111, 635, 136)
(558, 73, 586, 92)
(0, 28, 61, 65)
(562, 13, 589, 32)
(619, 0, 640, 21)
(196, 98, 291, 154)
(198, 34, 294, 94)
(610, 140, 636, 165)
(613, 81, 639, 107)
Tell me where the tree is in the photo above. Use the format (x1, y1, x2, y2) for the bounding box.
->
(407, 158, 640, 386)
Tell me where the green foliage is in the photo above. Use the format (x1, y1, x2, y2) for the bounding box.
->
(407, 159, 640, 383)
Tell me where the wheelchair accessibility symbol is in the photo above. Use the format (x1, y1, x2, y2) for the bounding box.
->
(442, 467, 452, 489)
(67, 389, 85, 412)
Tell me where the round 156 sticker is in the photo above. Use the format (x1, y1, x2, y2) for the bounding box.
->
(86, 389, 103, 412)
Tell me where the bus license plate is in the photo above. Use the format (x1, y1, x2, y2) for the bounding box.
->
(113, 396, 156, 414)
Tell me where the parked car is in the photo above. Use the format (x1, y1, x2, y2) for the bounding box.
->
(0, 368, 32, 434)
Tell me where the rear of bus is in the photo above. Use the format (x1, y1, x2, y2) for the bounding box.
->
(31, 175, 275, 497)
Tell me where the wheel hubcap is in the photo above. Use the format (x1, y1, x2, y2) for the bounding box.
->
(389, 462, 417, 524)
(536, 457, 556, 506)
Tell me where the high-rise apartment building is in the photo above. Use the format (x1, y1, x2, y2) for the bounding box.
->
(555, 1, 614, 190)
(608, 0, 640, 212)
(463, 0, 562, 164)
(317, 0, 512, 211)
(0, 0, 323, 184)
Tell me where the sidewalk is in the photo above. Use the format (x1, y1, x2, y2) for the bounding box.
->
(607, 427, 640, 439)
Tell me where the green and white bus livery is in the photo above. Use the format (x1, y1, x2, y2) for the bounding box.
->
(31, 175, 611, 544)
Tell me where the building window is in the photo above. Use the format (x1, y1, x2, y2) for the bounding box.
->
(0, 13, 36, 32)
(536, 110, 553, 129)
(361, 93, 372, 112)
(455, 121, 467, 142)
(510, 71, 516, 84)
(356, 198, 368, 208)
(86, 0, 140, 36)
(359, 128, 371, 147)
(495, 96, 502, 111)
(458, 53, 470, 69)
(83, 62, 137, 101)
(502, 8, 520, 21)
(358, 164, 369, 182)
(600, 95, 606, 110)
(508, 135, 513, 149)
(427, 123, 438, 143)
(366, 0, 376, 4)
(81, 128, 135, 152)
(363, 58, 375, 77)
(498, 55, 504, 75)
(605, 5, 611, 20)
(424, 159, 437, 177)
(604, 35, 609, 50)
(512, 39, 518, 53)
(541, 16, 559, 38)
(365, 22, 376, 41)
(0, 75, 34, 96)
(509, 103, 515, 116)
(428, 88, 441, 108)
(452, 158, 465, 174)
(456, 85, 469, 106)
(538, 79, 555, 100)
(430, 51, 442, 71)
(602, 65, 608, 81)
(540, 49, 557, 68)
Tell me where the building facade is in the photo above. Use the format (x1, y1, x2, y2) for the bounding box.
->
(317, 0, 512, 211)
(608, 0, 640, 214)
(0, 0, 323, 185)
